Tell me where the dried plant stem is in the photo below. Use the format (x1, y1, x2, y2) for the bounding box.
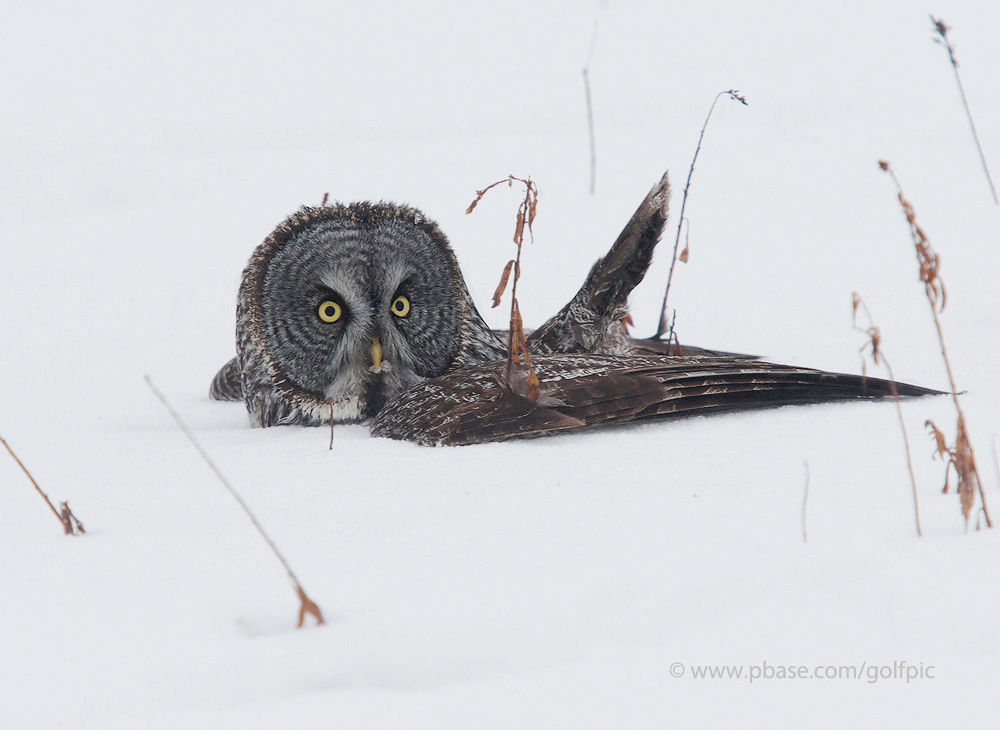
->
(931, 16, 998, 205)
(144, 375, 325, 627)
(1, 433, 84, 535)
(878, 358, 921, 538)
(852, 294, 922, 537)
(1, 434, 62, 522)
(582, 20, 598, 196)
(656, 90, 747, 337)
(467, 175, 540, 399)
(888, 374, 922, 537)
(801, 460, 809, 544)
(506, 262, 523, 384)
(327, 398, 335, 450)
(879, 162, 992, 529)
(583, 69, 596, 196)
(505, 240, 536, 391)
(665, 309, 680, 355)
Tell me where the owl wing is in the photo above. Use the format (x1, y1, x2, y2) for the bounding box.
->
(526, 171, 670, 355)
(370, 353, 942, 446)
(628, 338, 759, 359)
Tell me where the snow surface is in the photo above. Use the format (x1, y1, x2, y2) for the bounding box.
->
(2, 1, 999, 727)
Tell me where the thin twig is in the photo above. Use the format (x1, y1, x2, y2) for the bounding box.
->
(144, 375, 325, 627)
(327, 398, 335, 450)
(852, 294, 922, 537)
(931, 16, 998, 205)
(665, 309, 679, 355)
(582, 20, 598, 196)
(656, 90, 747, 337)
(1, 433, 84, 535)
(1, 434, 62, 523)
(889, 376, 922, 538)
(802, 459, 809, 544)
(583, 70, 596, 196)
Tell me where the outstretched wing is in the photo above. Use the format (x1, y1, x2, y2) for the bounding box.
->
(527, 171, 670, 355)
(370, 354, 942, 446)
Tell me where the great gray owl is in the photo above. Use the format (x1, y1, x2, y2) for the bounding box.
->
(211, 171, 937, 444)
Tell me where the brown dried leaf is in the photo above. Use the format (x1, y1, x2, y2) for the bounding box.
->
(508, 327, 522, 365)
(925, 420, 951, 461)
(58, 503, 74, 535)
(869, 327, 882, 365)
(514, 208, 525, 245)
(509, 304, 522, 364)
(525, 371, 540, 402)
(679, 245, 689, 263)
(57, 502, 85, 535)
(925, 419, 957, 496)
(512, 304, 530, 366)
(492, 260, 515, 308)
(954, 416, 976, 522)
(295, 585, 325, 628)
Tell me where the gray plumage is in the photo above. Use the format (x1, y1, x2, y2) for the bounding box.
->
(219, 202, 503, 428)
(211, 171, 940, 444)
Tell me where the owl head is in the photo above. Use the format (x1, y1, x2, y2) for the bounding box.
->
(235, 202, 504, 427)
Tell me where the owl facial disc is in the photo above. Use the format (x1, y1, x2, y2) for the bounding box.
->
(233, 201, 501, 427)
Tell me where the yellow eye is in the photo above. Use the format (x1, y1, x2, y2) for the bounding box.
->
(317, 300, 342, 323)
(391, 295, 410, 317)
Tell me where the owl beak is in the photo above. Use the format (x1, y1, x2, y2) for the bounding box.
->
(370, 336, 384, 373)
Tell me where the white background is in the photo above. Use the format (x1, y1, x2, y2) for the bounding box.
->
(1, 1, 998, 727)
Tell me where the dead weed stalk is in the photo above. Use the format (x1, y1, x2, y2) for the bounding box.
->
(466, 175, 541, 400)
(1, 433, 85, 535)
(879, 160, 992, 529)
(852, 294, 922, 537)
(144, 375, 325, 628)
(655, 89, 747, 339)
(930, 16, 997, 205)
(582, 19, 598, 195)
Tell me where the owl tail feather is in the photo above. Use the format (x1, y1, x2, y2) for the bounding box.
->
(210, 357, 244, 401)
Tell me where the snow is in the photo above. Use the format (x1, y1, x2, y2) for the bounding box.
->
(2, 1, 999, 727)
